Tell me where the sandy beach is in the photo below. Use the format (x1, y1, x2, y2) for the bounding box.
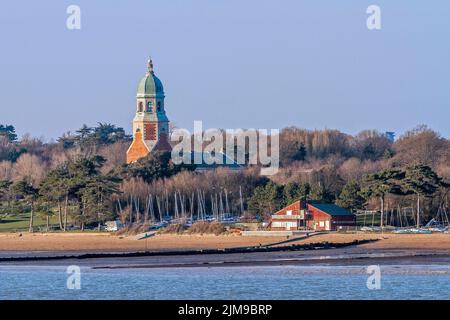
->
(0, 232, 289, 252)
(0, 232, 448, 253)
(0, 233, 447, 268)
(0, 232, 448, 269)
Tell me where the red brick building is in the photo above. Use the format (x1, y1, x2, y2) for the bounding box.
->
(269, 201, 356, 231)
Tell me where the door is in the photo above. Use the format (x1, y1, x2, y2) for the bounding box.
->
(325, 220, 330, 230)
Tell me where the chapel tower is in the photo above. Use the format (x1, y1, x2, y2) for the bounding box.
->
(126, 58, 171, 164)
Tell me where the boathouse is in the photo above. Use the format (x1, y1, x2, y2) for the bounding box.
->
(306, 203, 356, 231)
(269, 201, 356, 231)
(269, 200, 308, 231)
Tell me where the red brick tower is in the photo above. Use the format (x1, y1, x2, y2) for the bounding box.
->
(126, 58, 171, 163)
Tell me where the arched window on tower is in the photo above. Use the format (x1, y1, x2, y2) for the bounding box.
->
(147, 101, 153, 112)
(138, 102, 143, 113)
(157, 101, 161, 112)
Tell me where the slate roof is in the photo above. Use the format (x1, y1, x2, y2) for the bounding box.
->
(309, 203, 354, 216)
(192, 151, 243, 171)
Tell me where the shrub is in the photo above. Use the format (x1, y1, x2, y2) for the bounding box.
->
(159, 223, 186, 234)
(207, 221, 227, 235)
(188, 221, 210, 234)
(114, 223, 150, 236)
(188, 221, 227, 235)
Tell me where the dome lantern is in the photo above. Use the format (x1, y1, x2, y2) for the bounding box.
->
(146, 57, 154, 75)
(137, 57, 164, 98)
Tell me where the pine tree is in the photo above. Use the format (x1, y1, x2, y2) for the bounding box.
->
(39, 166, 73, 230)
(360, 169, 404, 229)
(402, 164, 443, 228)
(248, 182, 283, 219)
(0, 180, 12, 197)
(283, 181, 310, 205)
(336, 180, 364, 210)
(12, 180, 39, 232)
(309, 183, 333, 202)
(0, 125, 18, 142)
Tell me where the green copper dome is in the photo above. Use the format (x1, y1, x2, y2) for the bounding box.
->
(136, 58, 164, 97)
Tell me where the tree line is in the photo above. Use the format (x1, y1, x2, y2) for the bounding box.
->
(0, 123, 449, 231)
(247, 164, 450, 228)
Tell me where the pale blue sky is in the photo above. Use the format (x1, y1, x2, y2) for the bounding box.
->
(0, 1, 449, 140)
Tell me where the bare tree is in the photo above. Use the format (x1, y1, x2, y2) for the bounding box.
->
(12, 153, 46, 185)
(0, 161, 13, 181)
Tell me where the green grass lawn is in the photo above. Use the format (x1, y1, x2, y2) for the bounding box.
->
(356, 213, 417, 228)
(0, 212, 106, 233)
(0, 212, 62, 232)
(357, 214, 381, 226)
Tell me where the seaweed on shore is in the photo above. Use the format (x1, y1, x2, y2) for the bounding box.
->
(0, 239, 378, 262)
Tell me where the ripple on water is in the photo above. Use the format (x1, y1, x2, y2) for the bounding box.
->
(0, 264, 449, 300)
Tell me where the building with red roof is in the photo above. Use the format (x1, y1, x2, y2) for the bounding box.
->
(269, 200, 356, 231)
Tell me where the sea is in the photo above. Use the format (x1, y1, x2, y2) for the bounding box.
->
(0, 264, 449, 300)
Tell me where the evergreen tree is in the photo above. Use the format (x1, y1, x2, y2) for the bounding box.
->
(336, 180, 364, 210)
(76, 124, 93, 140)
(67, 156, 106, 230)
(123, 151, 194, 183)
(402, 164, 443, 228)
(80, 174, 121, 230)
(309, 183, 334, 202)
(40, 156, 121, 231)
(0, 180, 12, 197)
(94, 122, 128, 144)
(360, 169, 404, 229)
(280, 140, 307, 165)
(40, 166, 73, 230)
(12, 180, 39, 232)
(283, 181, 310, 205)
(0, 180, 12, 207)
(248, 182, 284, 219)
(57, 134, 76, 149)
(0, 125, 18, 142)
(292, 142, 307, 161)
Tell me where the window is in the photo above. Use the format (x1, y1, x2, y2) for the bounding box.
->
(147, 101, 153, 112)
(272, 221, 297, 228)
(138, 102, 143, 112)
(299, 210, 305, 219)
(157, 101, 161, 112)
(319, 221, 325, 227)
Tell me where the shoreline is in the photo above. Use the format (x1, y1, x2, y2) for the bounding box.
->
(1, 250, 449, 269)
(0, 232, 449, 269)
(0, 239, 377, 262)
(92, 252, 450, 269)
(1, 232, 449, 252)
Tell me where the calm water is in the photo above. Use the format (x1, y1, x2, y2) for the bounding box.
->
(0, 265, 449, 300)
